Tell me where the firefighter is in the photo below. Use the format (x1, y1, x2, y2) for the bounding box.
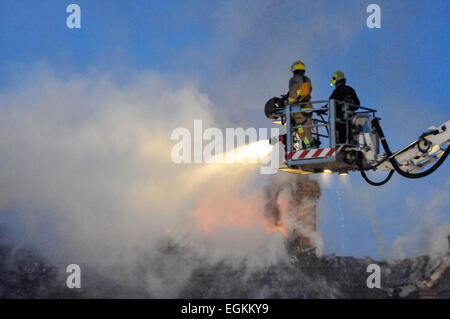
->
(329, 71, 360, 144)
(287, 60, 315, 149)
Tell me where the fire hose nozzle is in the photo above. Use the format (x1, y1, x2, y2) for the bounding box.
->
(269, 136, 279, 145)
(269, 134, 286, 145)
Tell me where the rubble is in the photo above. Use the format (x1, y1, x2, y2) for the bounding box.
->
(0, 235, 448, 298)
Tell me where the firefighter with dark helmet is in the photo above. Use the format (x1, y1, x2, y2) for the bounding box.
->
(287, 60, 315, 149)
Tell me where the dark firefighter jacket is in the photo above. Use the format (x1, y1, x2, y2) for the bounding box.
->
(329, 82, 360, 119)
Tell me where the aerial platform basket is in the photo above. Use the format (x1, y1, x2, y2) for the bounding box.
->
(272, 99, 379, 175)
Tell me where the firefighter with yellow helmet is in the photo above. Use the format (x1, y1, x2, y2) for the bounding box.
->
(329, 70, 360, 143)
(287, 60, 315, 149)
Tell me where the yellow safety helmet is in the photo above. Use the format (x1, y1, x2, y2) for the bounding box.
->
(330, 70, 345, 86)
(291, 60, 305, 72)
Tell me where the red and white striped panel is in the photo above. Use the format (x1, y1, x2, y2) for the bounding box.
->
(286, 147, 336, 160)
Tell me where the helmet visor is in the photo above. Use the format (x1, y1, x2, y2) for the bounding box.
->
(330, 76, 337, 86)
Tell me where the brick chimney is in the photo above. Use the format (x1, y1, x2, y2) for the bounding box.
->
(291, 176, 321, 252)
(264, 175, 321, 253)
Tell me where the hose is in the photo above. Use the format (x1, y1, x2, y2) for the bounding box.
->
(357, 157, 394, 186)
(372, 118, 450, 179)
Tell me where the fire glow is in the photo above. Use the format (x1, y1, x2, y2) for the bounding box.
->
(187, 141, 290, 236)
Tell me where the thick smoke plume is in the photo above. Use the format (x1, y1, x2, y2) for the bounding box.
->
(0, 66, 448, 298)
(0, 65, 326, 297)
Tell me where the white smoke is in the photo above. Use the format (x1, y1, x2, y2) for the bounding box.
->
(0, 64, 319, 297)
(390, 180, 450, 261)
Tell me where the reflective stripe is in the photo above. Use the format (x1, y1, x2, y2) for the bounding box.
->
(299, 150, 309, 159)
(303, 137, 310, 147)
(287, 147, 336, 161)
(286, 152, 295, 160)
(297, 128, 310, 147)
(312, 148, 324, 157)
(326, 148, 336, 157)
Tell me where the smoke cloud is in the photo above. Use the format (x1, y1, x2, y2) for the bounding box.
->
(0, 64, 324, 297)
